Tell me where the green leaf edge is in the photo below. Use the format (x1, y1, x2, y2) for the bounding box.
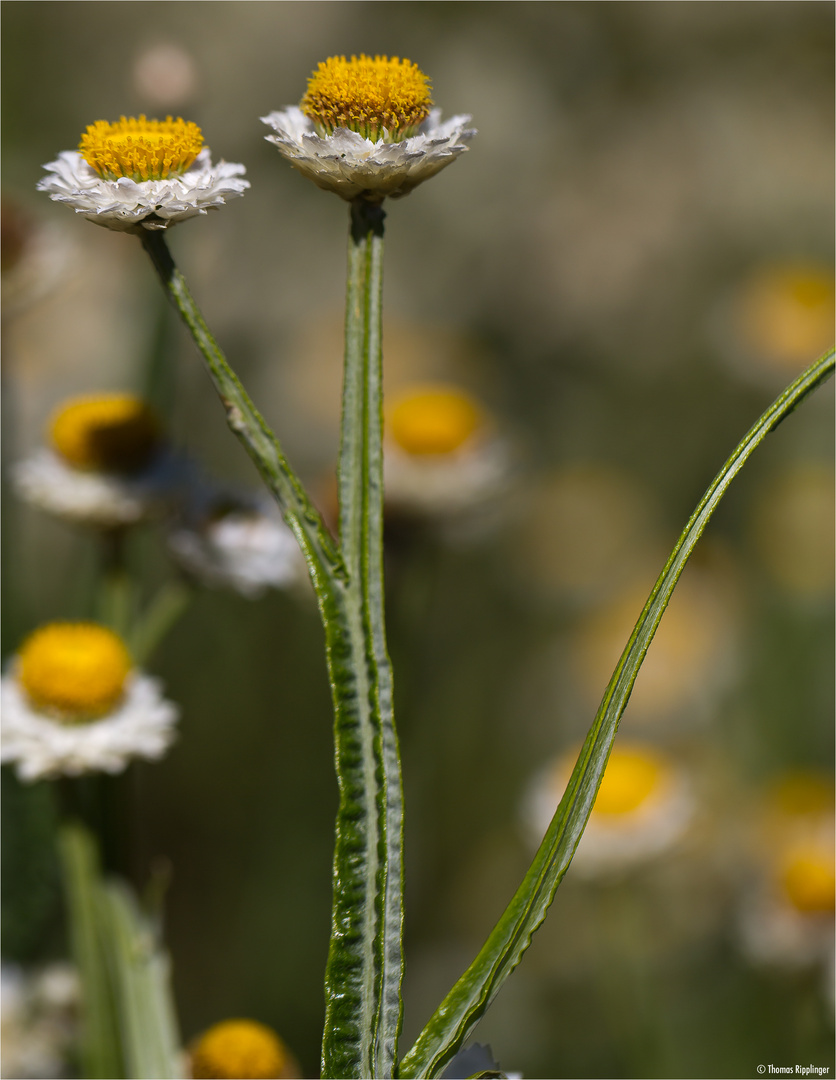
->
(397, 347, 835, 1080)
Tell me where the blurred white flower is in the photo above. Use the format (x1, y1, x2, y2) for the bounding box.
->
(383, 384, 510, 517)
(38, 115, 247, 232)
(132, 42, 198, 109)
(11, 392, 188, 528)
(1, 622, 178, 782)
(523, 742, 694, 878)
(262, 55, 474, 202)
(168, 487, 303, 598)
(1, 963, 79, 1080)
(737, 773, 834, 972)
(1, 198, 75, 322)
(714, 261, 835, 386)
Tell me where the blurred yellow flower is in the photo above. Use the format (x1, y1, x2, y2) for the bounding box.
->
(12, 392, 187, 528)
(189, 1019, 299, 1080)
(383, 383, 509, 517)
(737, 772, 835, 970)
(523, 741, 694, 878)
(722, 261, 835, 382)
(1, 622, 178, 781)
(49, 393, 161, 474)
(18, 623, 130, 720)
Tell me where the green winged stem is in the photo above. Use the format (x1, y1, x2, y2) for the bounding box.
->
(397, 348, 835, 1080)
(320, 199, 403, 1079)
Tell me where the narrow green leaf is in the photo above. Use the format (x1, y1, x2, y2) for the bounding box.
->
(321, 200, 404, 1079)
(97, 879, 182, 1080)
(398, 348, 835, 1079)
(58, 823, 124, 1080)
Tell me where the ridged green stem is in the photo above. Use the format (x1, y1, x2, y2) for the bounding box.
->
(321, 199, 403, 1079)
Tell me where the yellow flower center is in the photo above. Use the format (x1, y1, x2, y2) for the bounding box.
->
(780, 847, 836, 914)
(593, 746, 667, 817)
(79, 115, 203, 181)
(190, 1019, 292, 1080)
(388, 386, 483, 456)
(49, 393, 161, 473)
(18, 623, 131, 721)
(301, 54, 432, 142)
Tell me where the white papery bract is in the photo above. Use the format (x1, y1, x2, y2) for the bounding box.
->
(1, 669, 178, 782)
(11, 447, 188, 528)
(37, 148, 248, 232)
(261, 107, 474, 202)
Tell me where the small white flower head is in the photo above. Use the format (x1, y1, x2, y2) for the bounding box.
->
(383, 384, 509, 517)
(11, 392, 187, 528)
(1, 622, 178, 782)
(261, 54, 475, 202)
(168, 487, 304, 598)
(523, 742, 694, 879)
(37, 114, 248, 232)
(737, 773, 835, 971)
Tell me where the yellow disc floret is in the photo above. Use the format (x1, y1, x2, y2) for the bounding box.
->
(301, 54, 432, 142)
(780, 846, 836, 914)
(79, 115, 203, 181)
(388, 386, 483, 456)
(593, 746, 666, 817)
(18, 622, 131, 721)
(190, 1019, 294, 1080)
(49, 393, 161, 473)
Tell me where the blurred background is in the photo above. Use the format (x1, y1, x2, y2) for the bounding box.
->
(2, 3, 834, 1077)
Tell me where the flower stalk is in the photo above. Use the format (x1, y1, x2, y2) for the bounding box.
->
(322, 198, 403, 1079)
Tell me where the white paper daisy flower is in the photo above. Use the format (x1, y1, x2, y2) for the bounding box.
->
(383, 384, 510, 516)
(37, 115, 248, 232)
(261, 55, 474, 202)
(737, 774, 835, 971)
(1, 622, 178, 782)
(11, 392, 188, 528)
(523, 742, 694, 879)
(168, 487, 303, 598)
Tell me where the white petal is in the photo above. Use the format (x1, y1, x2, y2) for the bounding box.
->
(261, 108, 475, 201)
(38, 149, 249, 231)
(1, 671, 179, 781)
